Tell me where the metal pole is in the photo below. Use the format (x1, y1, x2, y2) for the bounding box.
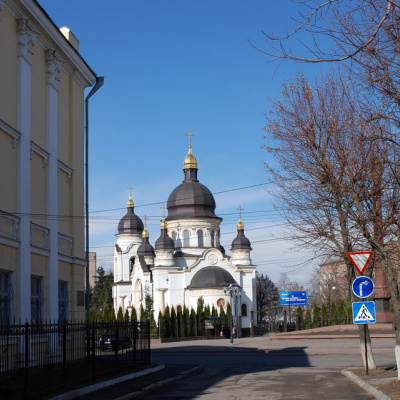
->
(85, 77, 104, 324)
(364, 324, 369, 375)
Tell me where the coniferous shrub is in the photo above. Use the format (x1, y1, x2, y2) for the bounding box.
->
(304, 309, 312, 329)
(117, 306, 124, 322)
(312, 305, 321, 328)
(164, 305, 171, 338)
(189, 308, 196, 336)
(170, 306, 177, 338)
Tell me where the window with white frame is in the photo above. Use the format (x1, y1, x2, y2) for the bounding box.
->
(0, 271, 13, 325)
(183, 230, 190, 247)
(58, 281, 69, 322)
(211, 231, 215, 247)
(172, 231, 177, 246)
(197, 230, 204, 246)
(31, 276, 44, 324)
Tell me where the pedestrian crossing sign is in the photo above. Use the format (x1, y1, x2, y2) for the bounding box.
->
(352, 301, 376, 324)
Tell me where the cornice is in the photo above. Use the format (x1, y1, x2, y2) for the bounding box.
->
(8, 0, 96, 87)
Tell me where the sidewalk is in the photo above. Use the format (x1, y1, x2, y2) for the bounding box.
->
(52, 326, 398, 400)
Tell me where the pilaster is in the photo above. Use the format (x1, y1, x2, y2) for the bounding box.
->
(45, 49, 64, 321)
(16, 18, 39, 322)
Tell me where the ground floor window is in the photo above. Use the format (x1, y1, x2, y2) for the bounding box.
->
(241, 303, 248, 317)
(58, 281, 69, 322)
(0, 271, 13, 325)
(31, 276, 44, 324)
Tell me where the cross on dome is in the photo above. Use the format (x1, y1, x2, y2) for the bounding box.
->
(185, 130, 195, 147)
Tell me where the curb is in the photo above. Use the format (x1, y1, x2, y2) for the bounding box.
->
(50, 365, 165, 400)
(341, 370, 391, 400)
(114, 366, 203, 400)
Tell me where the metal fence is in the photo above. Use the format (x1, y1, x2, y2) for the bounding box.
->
(0, 320, 150, 399)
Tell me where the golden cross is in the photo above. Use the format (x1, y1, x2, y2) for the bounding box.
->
(160, 204, 166, 218)
(185, 130, 195, 146)
(237, 206, 244, 218)
(143, 215, 148, 226)
(127, 185, 133, 197)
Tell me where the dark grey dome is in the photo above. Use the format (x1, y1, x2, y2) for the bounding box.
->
(231, 230, 252, 250)
(137, 237, 155, 257)
(118, 206, 144, 235)
(167, 169, 221, 220)
(188, 266, 236, 289)
(155, 228, 175, 250)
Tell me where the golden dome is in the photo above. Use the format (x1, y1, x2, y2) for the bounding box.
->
(183, 145, 198, 169)
(127, 195, 134, 208)
(142, 226, 149, 238)
(160, 216, 168, 230)
(237, 217, 244, 231)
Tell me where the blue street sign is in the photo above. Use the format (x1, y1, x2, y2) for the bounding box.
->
(352, 301, 376, 324)
(279, 291, 308, 306)
(352, 276, 374, 298)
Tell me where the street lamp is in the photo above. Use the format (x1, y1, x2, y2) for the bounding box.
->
(224, 284, 241, 344)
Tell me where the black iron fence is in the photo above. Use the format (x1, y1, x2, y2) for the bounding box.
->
(0, 320, 150, 399)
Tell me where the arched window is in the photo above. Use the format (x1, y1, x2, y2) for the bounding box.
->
(172, 231, 177, 246)
(183, 230, 190, 247)
(129, 257, 135, 275)
(241, 303, 248, 317)
(211, 230, 215, 247)
(197, 230, 204, 246)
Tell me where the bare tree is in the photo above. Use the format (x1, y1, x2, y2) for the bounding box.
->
(263, 71, 400, 369)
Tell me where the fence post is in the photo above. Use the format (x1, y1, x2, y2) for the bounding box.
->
(133, 320, 137, 367)
(63, 321, 67, 388)
(147, 320, 151, 365)
(24, 322, 30, 397)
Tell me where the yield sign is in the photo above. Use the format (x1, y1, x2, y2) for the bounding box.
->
(347, 252, 374, 275)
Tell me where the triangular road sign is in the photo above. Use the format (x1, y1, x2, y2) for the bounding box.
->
(347, 252, 374, 275)
(355, 304, 374, 322)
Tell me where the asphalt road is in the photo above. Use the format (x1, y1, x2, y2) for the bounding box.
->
(146, 337, 396, 399)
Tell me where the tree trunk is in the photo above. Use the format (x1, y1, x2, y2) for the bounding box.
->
(358, 324, 377, 370)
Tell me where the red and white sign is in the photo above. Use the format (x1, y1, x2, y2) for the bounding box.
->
(347, 252, 374, 275)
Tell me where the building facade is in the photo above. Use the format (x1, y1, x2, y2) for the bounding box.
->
(0, 0, 97, 324)
(113, 144, 258, 334)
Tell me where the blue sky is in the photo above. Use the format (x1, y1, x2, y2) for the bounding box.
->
(38, 0, 326, 287)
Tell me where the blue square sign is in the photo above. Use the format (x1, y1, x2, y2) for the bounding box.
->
(352, 301, 376, 324)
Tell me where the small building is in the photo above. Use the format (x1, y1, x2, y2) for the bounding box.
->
(113, 143, 257, 334)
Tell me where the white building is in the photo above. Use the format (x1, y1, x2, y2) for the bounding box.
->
(112, 144, 257, 335)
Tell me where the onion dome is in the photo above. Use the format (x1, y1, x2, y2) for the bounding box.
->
(137, 226, 155, 257)
(183, 145, 198, 169)
(231, 217, 252, 250)
(167, 145, 221, 220)
(117, 195, 144, 235)
(155, 217, 175, 250)
(188, 266, 236, 289)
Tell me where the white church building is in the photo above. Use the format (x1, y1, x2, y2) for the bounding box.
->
(112, 143, 257, 334)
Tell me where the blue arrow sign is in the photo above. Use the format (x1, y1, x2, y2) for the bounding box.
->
(352, 276, 374, 298)
(279, 291, 308, 306)
(352, 301, 376, 324)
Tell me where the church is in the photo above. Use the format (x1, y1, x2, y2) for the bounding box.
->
(112, 139, 257, 334)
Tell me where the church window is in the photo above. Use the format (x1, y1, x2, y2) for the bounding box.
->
(129, 257, 135, 275)
(172, 231, 177, 246)
(211, 231, 215, 247)
(241, 303, 248, 317)
(183, 230, 190, 246)
(197, 230, 204, 246)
